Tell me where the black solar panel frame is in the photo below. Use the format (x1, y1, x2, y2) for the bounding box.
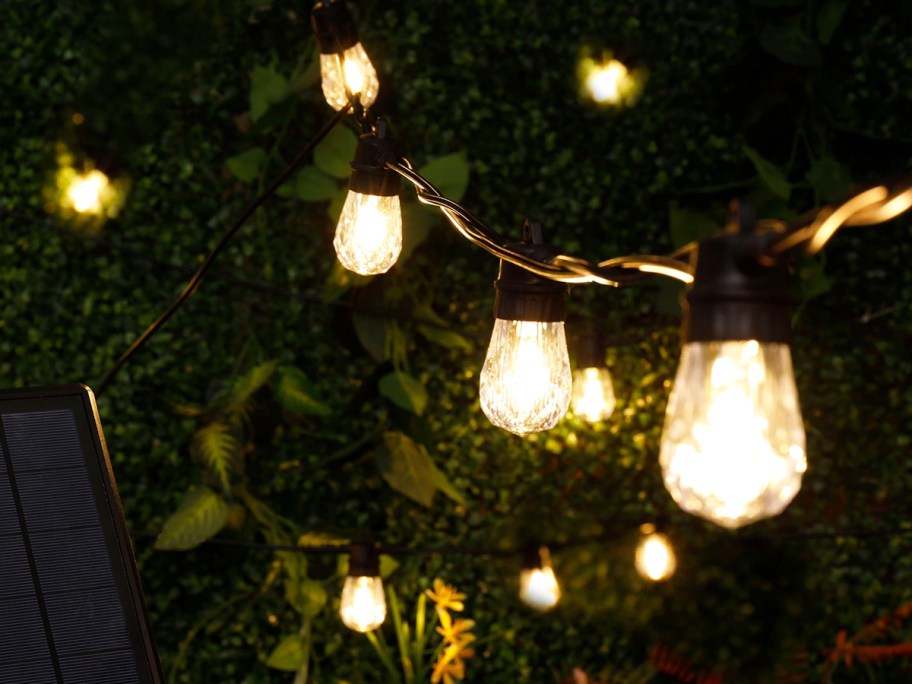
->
(0, 384, 163, 683)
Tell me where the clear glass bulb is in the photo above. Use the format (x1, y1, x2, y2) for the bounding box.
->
(635, 527, 676, 582)
(479, 320, 571, 435)
(320, 43, 379, 111)
(519, 566, 561, 612)
(339, 575, 386, 632)
(334, 191, 402, 275)
(660, 340, 806, 529)
(571, 366, 616, 422)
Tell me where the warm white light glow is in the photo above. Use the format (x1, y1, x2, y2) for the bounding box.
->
(660, 340, 806, 529)
(334, 191, 402, 275)
(320, 43, 379, 110)
(339, 575, 386, 632)
(479, 319, 572, 435)
(520, 562, 561, 612)
(585, 59, 629, 103)
(572, 366, 616, 423)
(66, 170, 110, 214)
(635, 527, 676, 582)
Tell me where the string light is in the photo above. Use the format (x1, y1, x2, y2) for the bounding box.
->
(334, 119, 403, 275)
(65, 169, 110, 214)
(519, 546, 561, 611)
(571, 331, 616, 423)
(635, 524, 676, 582)
(339, 543, 387, 632)
(479, 221, 572, 435)
(660, 211, 806, 528)
(311, 0, 379, 110)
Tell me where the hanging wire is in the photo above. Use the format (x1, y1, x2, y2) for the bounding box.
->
(93, 101, 355, 398)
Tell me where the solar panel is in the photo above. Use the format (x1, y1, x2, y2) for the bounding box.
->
(0, 385, 163, 683)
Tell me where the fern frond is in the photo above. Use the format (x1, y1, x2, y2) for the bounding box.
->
(192, 420, 241, 492)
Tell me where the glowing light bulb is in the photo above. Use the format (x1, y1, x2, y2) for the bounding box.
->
(66, 170, 109, 214)
(480, 319, 572, 434)
(340, 543, 386, 632)
(571, 366, 616, 422)
(635, 525, 676, 582)
(520, 547, 561, 612)
(339, 575, 386, 632)
(660, 340, 806, 529)
(334, 191, 402, 275)
(311, 1, 379, 111)
(479, 221, 571, 435)
(319, 44, 379, 110)
(585, 59, 629, 103)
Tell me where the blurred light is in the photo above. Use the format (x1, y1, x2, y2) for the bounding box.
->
(579, 55, 641, 106)
(635, 524, 676, 582)
(520, 546, 561, 612)
(66, 170, 109, 214)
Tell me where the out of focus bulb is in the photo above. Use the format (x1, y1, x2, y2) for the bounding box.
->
(334, 191, 402, 275)
(520, 548, 561, 612)
(320, 44, 379, 111)
(339, 575, 386, 632)
(571, 366, 616, 422)
(635, 525, 676, 582)
(66, 169, 109, 214)
(480, 320, 572, 435)
(660, 340, 806, 529)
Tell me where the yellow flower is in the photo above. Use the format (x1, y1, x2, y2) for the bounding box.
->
(425, 579, 466, 612)
(431, 643, 475, 684)
(436, 609, 476, 645)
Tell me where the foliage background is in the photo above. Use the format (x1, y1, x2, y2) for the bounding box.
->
(2, 0, 912, 681)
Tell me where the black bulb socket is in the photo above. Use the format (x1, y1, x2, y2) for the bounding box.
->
(311, 0, 359, 54)
(348, 127, 400, 197)
(494, 221, 568, 323)
(683, 231, 792, 345)
(348, 542, 380, 577)
(576, 330, 605, 369)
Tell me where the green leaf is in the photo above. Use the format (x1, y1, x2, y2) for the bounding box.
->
(817, 0, 849, 44)
(352, 312, 392, 361)
(795, 254, 832, 304)
(399, 202, 436, 262)
(274, 366, 332, 416)
(759, 25, 823, 68)
(419, 151, 470, 202)
(806, 157, 851, 203)
(191, 421, 241, 492)
(417, 324, 473, 352)
(431, 463, 466, 506)
(324, 260, 373, 301)
(326, 186, 348, 222)
(155, 487, 230, 551)
(379, 554, 400, 579)
(293, 165, 339, 202)
(287, 579, 328, 618)
(376, 431, 437, 507)
(314, 125, 358, 179)
(743, 146, 791, 199)
(213, 360, 278, 414)
(669, 205, 718, 248)
(266, 632, 309, 671)
(226, 148, 267, 183)
(250, 65, 289, 122)
(378, 371, 428, 415)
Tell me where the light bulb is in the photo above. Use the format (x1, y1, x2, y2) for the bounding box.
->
(480, 319, 572, 434)
(339, 575, 386, 632)
(311, 1, 379, 111)
(660, 340, 806, 529)
(635, 525, 676, 582)
(334, 191, 402, 275)
(519, 547, 561, 612)
(585, 59, 629, 103)
(571, 366, 616, 422)
(319, 44, 379, 111)
(66, 169, 109, 214)
(479, 220, 571, 435)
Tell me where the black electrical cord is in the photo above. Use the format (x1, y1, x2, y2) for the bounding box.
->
(93, 101, 354, 398)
